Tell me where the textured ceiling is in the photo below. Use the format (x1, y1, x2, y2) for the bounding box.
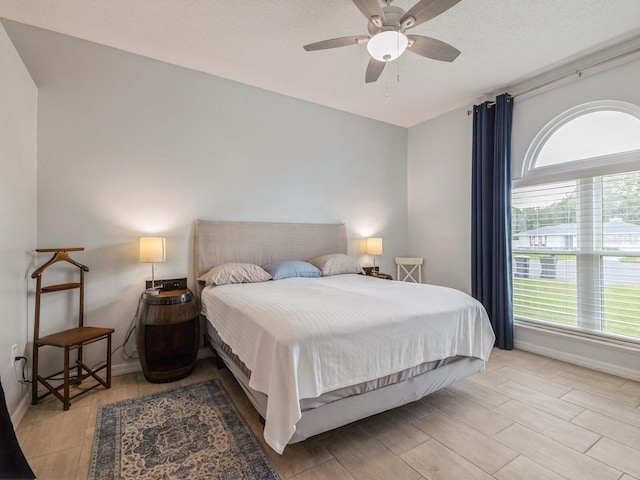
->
(1, 0, 640, 127)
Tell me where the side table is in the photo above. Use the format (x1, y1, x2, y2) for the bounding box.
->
(369, 271, 393, 280)
(136, 288, 199, 383)
(363, 267, 393, 280)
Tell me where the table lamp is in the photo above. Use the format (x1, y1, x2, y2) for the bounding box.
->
(366, 237, 383, 274)
(139, 237, 166, 295)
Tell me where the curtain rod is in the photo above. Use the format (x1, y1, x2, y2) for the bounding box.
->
(466, 46, 640, 115)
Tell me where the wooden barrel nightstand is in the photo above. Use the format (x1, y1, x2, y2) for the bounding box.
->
(136, 288, 199, 383)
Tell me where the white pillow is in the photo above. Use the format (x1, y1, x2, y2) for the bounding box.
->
(197, 263, 272, 286)
(308, 253, 364, 276)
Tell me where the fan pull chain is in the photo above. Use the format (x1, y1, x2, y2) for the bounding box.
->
(396, 33, 401, 84)
(385, 61, 391, 102)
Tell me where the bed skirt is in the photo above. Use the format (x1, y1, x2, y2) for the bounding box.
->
(204, 324, 485, 445)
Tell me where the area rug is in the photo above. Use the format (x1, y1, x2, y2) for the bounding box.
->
(89, 380, 281, 480)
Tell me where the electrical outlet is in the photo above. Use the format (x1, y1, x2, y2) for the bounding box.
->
(11, 344, 18, 367)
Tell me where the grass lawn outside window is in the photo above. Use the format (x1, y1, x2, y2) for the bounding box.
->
(513, 275, 640, 338)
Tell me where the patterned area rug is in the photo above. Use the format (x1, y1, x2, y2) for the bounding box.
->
(89, 380, 281, 480)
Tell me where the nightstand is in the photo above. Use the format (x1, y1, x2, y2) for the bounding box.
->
(136, 287, 199, 383)
(363, 267, 393, 280)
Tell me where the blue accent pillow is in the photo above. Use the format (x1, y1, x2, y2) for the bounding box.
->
(263, 261, 321, 280)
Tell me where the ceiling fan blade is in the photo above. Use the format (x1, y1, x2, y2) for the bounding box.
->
(400, 0, 461, 30)
(352, 0, 386, 27)
(304, 35, 368, 51)
(365, 58, 386, 83)
(407, 35, 460, 62)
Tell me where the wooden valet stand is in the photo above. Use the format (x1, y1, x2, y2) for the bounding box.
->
(31, 248, 114, 410)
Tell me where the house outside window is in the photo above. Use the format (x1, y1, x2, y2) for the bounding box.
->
(512, 101, 640, 342)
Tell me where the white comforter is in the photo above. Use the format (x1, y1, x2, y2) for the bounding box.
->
(201, 274, 495, 453)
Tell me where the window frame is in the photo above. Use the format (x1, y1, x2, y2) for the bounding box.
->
(513, 100, 640, 345)
(519, 100, 640, 184)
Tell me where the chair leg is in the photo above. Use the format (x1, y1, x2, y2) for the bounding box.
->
(31, 344, 39, 405)
(106, 334, 112, 389)
(76, 344, 83, 385)
(63, 347, 70, 411)
(32, 336, 112, 410)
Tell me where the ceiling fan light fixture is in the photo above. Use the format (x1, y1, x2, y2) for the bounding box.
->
(366, 30, 408, 62)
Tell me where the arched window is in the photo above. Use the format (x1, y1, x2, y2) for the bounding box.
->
(512, 101, 640, 342)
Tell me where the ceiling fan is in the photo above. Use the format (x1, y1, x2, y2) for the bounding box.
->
(303, 0, 462, 83)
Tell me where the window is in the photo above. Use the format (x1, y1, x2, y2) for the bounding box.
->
(513, 102, 640, 342)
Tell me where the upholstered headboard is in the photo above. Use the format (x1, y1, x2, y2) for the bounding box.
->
(194, 220, 347, 279)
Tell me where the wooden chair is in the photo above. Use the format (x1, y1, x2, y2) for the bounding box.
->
(31, 248, 114, 410)
(395, 257, 424, 283)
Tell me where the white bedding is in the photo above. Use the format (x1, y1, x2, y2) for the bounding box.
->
(201, 274, 495, 453)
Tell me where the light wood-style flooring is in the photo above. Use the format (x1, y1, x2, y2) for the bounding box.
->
(15, 348, 640, 479)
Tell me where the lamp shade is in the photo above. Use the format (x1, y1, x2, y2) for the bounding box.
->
(366, 237, 383, 256)
(367, 31, 408, 62)
(139, 237, 166, 263)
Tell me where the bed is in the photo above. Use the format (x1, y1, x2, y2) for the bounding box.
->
(195, 220, 495, 454)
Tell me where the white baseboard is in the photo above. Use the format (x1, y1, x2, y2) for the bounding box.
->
(111, 348, 213, 377)
(11, 390, 31, 429)
(112, 361, 142, 377)
(515, 323, 640, 382)
(196, 348, 214, 361)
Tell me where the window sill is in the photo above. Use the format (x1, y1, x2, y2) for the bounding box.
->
(515, 318, 640, 350)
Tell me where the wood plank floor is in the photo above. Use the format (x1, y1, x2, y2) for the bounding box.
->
(15, 348, 640, 479)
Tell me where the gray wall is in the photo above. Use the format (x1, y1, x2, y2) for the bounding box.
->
(4, 21, 408, 377)
(0, 23, 37, 419)
(407, 107, 473, 293)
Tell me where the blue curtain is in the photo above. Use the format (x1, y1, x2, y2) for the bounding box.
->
(472, 93, 514, 350)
